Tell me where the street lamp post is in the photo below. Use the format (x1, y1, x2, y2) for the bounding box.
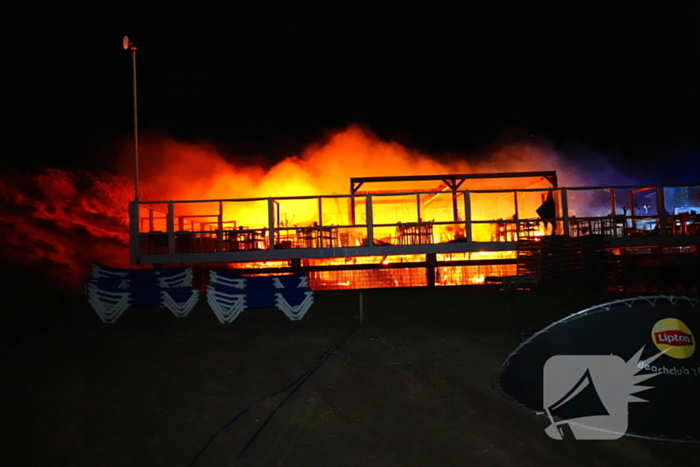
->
(123, 36, 139, 201)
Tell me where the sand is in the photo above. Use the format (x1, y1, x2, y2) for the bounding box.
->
(2, 280, 698, 466)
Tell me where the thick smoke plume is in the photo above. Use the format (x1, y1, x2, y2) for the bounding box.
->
(0, 125, 634, 288)
(0, 169, 131, 287)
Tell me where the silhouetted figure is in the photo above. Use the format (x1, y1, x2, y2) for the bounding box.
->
(537, 192, 557, 235)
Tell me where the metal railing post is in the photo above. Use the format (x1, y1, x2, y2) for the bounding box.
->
(366, 194, 374, 247)
(464, 191, 472, 242)
(218, 201, 224, 252)
(513, 191, 520, 238)
(657, 186, 668, 237)
(167, 201, 175, 255)
(268, 198, 276, 250)
(561, 188, 570, 236)
(129, 201, 140, 264)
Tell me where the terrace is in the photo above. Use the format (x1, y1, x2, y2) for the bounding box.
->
(129, 173, 699, 289)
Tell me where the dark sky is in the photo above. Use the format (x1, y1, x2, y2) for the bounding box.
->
(3, 3, 700, 177)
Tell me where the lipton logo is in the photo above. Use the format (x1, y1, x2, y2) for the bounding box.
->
(654, 330, 693, 346)
(652, 319, 695, 359)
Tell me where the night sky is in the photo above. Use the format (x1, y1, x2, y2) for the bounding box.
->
(3, 3, 700, 180)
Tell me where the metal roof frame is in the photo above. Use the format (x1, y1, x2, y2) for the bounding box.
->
(350, 171, 558, 194)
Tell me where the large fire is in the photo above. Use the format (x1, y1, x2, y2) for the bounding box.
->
(0, 125, 602, 288)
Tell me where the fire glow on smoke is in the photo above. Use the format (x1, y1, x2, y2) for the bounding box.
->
(0, 125, 610, 287)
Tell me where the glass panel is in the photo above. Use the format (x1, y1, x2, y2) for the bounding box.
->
(222, 200, 270, 230)
(369, 194, 419, 225)
(664, 186, 700, 215)
(138, 203, 168, 233)
(420, 192, 465, 223)
(470, 192, 517, 221)
(275, 198, 318, 228)
(566, 188, 615, 218)
(320, 197, 350, 226)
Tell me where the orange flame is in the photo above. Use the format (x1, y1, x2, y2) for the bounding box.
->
(2, 125, 579, 288)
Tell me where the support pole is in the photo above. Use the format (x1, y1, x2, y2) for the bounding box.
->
(167, 201, 174, 255)
(130, 45, 139, 201)
(366, 194, 374, 247)
(268, 198, 276, 250)
(426, 253, 436, 287)
(513, 191, 520, 238)
(218, 201, 224, 252)
(464, 191, 472, 242)
(129, 201, 140, 265)
(416, 193, 421, 222)
(657, 186, 667, 237)
(561, 188, 570, 237)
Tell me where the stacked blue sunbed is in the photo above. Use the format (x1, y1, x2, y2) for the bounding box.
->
(86, 264, 199, 323)
(207, 270, 314, 323)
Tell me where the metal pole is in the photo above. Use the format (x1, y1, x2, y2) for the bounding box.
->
(464, 191, 472, 242)
(130, 45, 140, 201)
(561, 188, 570, 236)
(366, 194, 374, 247)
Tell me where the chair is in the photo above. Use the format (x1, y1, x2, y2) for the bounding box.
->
(520, 220, 539, 238)
(419, 221, 434, 244)
(320, 226, 339, 248)
(296, 228, 316, 248)
(396, 223, 417, 245)
(86, 265, 199, 323)
(504, 221, 518, 241)
(569, 218, 590, 237)
(206, 271, 314, 323)
(492, 220, 506, 242)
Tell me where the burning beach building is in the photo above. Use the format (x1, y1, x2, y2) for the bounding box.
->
(129, 170, 700, 292)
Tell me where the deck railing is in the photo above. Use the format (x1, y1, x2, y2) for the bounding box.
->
(130, 184, 700, 262)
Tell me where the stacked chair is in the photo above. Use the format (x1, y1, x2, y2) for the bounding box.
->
(86, 264, 199, 323)
(207, 270, 314, 323)
(206, 271, 248, 323)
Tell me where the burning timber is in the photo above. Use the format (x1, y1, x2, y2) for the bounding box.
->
(129, 171, 700, 291)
